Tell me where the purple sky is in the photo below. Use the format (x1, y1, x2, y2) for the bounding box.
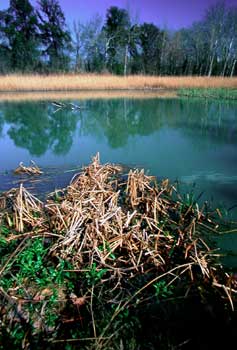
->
(0, 0, 236, 29)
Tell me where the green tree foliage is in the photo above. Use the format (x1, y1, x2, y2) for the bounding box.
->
(0, 11, 11, 72)
(80, 15, 106, 72)
(2, 102, 80, 156)
(138, 23, 164, 75)
(0, 1, 236, 75)
(37, 0, 71, 71)
(0, 0, 39, 72)
(104, 6, 131, 74)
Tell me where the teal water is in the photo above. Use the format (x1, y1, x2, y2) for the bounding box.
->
(0, 96, 237, 264)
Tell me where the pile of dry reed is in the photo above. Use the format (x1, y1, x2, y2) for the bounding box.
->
(0, 154, 237, 348)
(14, 161, 43, 175)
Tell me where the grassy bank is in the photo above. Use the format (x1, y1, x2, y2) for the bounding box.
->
(178, 88, 237, 100)
(0, 74, 236, 92)
(0, 155, 237, 349)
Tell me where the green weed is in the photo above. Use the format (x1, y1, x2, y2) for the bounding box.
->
(153, 280, 174, 299)
(178, 88, 237, 100)
(85, 262, 107, 285)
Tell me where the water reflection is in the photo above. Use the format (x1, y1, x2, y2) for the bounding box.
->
(1, 101, 80, 156)
(0, 111, 4, 136)
(79, 99, 165, 148)
(80, 98, 237, 148)
(0, 98, 236, 205)
(1, 97, 237, 266)
(0, 98, 236, 156)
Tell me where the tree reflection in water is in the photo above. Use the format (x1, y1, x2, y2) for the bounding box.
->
(0, 98, 236, 156)
(0, 111, 4, 136)
(1, 101, 80, 156)
(79, 98, 237, 149)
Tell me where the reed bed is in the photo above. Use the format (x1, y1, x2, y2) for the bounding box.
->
(0, 89, 177, 102)
(0, 74, 236, 93)
(0, 154, 237, 349)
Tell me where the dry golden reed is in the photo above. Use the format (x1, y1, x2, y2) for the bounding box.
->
(0, 89, 177, 102)
(1, 154, 237, 347)
(14, 161, 43, 175)
(0, 74, 236, 93)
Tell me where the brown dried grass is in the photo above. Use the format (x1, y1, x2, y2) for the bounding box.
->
(44, 154, 215, 279)
(0, 154, 233, 285)
(0, 184, 45, 232)
(0, 153, 234, 280)
(14, 161, 43, 175)
(0, 74, 236, 93)
(1, 154, 237, 347)
(0, 90, 177, 102)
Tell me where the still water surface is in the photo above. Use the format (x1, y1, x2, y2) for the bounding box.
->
(0, 96, 237, 265)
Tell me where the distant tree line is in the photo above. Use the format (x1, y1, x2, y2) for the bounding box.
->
(0, 0, 236, 76)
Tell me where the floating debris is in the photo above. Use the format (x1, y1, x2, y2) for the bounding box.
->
(14, 161, 43, 175)
(52, 101, 81, 110)
(52, 101, 66, 108)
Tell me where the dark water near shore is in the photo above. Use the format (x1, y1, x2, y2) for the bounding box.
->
(0, 96, 237, 265)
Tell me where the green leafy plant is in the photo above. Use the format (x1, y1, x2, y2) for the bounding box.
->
(153, 280, 174, 299)
(98, 241, 116, 259)
(86, 262, 107, 285)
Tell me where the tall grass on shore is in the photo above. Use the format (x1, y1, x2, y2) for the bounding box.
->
(0, 89, 177, 102)
(0, 154, 237, 349)
(0, 74, 236, 92)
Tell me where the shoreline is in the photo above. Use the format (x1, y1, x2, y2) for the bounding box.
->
(0, 89, 177, 102)
(0, 88, 237, 102)
(0, 75, 236, 101)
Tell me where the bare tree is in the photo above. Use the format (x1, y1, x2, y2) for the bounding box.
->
(221, 8, 237, 76)
(72, 20, 84, 72)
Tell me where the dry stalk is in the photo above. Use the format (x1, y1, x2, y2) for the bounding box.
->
(1, 184, 45, 232)
(1, 153, 237, 346)
(14, 161, 43, 175)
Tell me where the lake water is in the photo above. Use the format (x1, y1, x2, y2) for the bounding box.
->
(0, 96, 237, 266)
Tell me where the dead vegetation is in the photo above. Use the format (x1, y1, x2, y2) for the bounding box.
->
(0, 74, 236, 93)
(0, 154, 237, 349)
(0, 89, 177, 102)
(14, 161, 43, 175)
